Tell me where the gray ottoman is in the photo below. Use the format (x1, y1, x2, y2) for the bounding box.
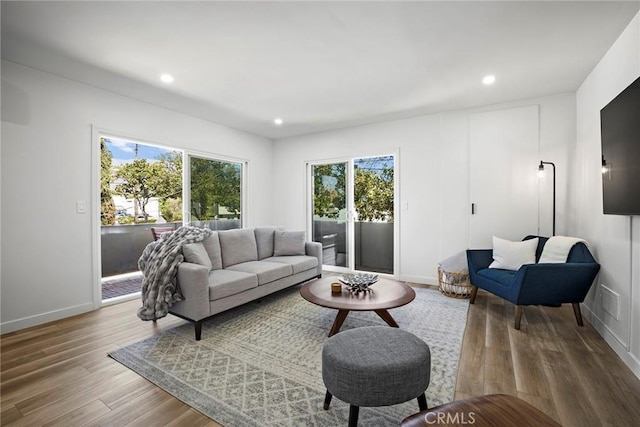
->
(322, 326, 431, 426)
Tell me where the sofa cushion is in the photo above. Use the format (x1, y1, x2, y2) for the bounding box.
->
(274, 230, 306, 256)
(201, 232, 223, 270)
(218, 228, 258, 268)
(477, 267, 517, 286)
(266, 255, 318, 274)
(489, 236, 538, 271)
(182, 242, 212, 270)
(208, 269, 258, 301)
(254, 226, 283, 260)
(227, 261, 292, 286)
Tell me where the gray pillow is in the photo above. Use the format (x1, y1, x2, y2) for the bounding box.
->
(218, 228, 258, 268)
(254, 226, 284, 260)
(201, 232, 223, 270)
(182, 242, 212, 269)
(273, 231, 306, 256)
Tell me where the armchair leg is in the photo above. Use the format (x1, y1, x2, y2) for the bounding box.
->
(514, 306, 523, 330)
(469, 285, 478, 304)
(572, 303, 584, 327)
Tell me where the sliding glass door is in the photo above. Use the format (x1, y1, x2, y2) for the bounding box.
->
(309, 155, 395, 274)
(353, 156, 394, 274)
(311, 162, 350, 268)
(188, 155, 243, 230)
(98, 134, 246, 303)
(99, 136, 183, 302)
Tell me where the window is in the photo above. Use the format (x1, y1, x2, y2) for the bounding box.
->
(188, 155, 243, 230)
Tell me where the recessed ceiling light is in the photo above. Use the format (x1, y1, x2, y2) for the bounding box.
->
(274, 117, 283, 126)
(160, 73, 174, 84)
(482, 75, 496, 85)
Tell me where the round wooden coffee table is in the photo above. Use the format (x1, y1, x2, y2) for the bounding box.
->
(300, 276, 416, 336)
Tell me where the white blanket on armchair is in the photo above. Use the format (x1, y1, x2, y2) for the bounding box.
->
(539, 236, 588, 263)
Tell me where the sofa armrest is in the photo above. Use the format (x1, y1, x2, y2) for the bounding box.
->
(171, 262, 211, 321)
(514, 262, 601, 305)
(305, 241, 323, 276)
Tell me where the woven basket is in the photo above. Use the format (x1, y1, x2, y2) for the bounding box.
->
(437, 267, 472, 299)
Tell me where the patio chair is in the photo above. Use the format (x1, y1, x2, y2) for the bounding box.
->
(151, 226, 175, 241)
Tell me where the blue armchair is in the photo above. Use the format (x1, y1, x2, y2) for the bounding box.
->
(466, 236, 600, 329)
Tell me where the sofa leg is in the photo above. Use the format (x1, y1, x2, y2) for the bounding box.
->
(195, 321, 202, 341)
(514, 306, 523, 330)
(572, 303, 584, 327)
(469, 285, 478, 304)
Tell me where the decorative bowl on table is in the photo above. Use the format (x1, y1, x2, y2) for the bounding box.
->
(338, 273, 379, 293)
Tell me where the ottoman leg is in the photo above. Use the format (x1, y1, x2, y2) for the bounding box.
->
(348, 405, 360, 427)
(417, 393, 428, 411)
(323, 390, 333, 410)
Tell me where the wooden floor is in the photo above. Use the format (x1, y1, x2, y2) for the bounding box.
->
(2, 286, 640, 426)
(454, 288, 640, 427)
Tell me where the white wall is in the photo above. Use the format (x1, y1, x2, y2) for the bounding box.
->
(0, 60, 274, 333)
(574, 12, 640, 377)
(272, 93, 575, 284)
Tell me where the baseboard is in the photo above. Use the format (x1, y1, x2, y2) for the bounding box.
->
(582, 304, 640, 380)
(0, 302, 95, 335)
(399, 274, 438, 286)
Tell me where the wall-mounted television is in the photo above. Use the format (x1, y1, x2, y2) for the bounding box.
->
(600, 75, 640, 216)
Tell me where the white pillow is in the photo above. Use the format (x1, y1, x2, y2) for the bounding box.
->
(489, 236, 538, 271)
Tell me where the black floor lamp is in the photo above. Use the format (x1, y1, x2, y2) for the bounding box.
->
(538, 160, 556, 236)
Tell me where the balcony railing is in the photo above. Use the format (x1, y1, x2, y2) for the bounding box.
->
(101, 219, 391, 279)
(101, 219, 240, 277)
(313, 219, 393, 274)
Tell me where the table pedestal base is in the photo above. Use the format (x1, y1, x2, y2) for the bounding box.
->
(328, 309, 399, 337)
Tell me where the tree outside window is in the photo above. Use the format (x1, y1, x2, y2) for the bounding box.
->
(101, 137, 183, 225)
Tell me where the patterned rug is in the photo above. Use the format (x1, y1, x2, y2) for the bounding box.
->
(109, 284, 469, 426)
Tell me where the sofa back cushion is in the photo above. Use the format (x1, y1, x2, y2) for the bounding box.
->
(273, 230, 306, 256)
(201, 232, 223, 270)
(567, 242, 596, 263)
(254, 226, 284, 260)
(523, 235, 548, 262)
(218, 228, 258, 268)
(182, 242, 212, 270)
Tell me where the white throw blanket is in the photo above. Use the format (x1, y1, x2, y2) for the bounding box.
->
(539, 236, 587, 263)
(137, 226, 212, 321)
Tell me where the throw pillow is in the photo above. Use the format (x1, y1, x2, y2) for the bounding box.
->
(254, 226, 284, 260)
(489, 236, 538, 271)
(201, 232, 223, 270)
(273, 230, 306, 256)
(182, 242, 212, 270)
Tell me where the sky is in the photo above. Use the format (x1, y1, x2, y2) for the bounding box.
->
(105, 137, 180, 167)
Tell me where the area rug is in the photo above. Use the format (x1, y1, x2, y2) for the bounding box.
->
(109, 284, 469, 426)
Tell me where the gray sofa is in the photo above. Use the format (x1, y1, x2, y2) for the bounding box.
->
(169, 226, 322, 340)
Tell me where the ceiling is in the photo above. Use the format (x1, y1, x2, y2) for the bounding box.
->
(2, 1, 639, 139)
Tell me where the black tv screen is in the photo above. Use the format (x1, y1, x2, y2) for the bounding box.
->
(600, 75, 640, 215)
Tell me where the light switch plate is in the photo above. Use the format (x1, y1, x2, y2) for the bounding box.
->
(76, 201, 87, 214)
